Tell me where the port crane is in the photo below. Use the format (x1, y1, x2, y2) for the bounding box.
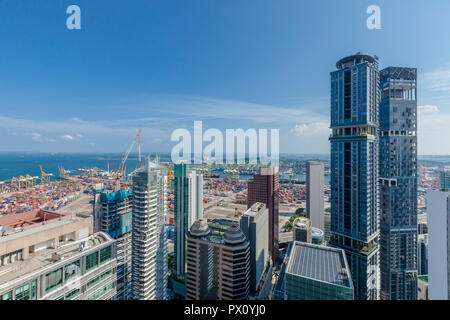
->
(40, 165, 53, 184)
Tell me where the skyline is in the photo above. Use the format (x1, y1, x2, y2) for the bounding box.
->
(1, 1, 450, 154)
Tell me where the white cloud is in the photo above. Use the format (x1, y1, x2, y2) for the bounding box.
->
(291, 122, 330, 137)
(30, 132, 41, 142)
(418, 105, 439, 114)
(422, 68, 450, 92)
(61, 134, 75, 141)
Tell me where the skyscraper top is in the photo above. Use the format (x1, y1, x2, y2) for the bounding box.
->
(336, 52, 378, 69)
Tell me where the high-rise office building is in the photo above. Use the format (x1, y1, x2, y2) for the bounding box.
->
(174, 163, 189, 279)
(306, 161, 325, 231)
(95, 189, 133, 300)
(329, 52, 380, 300)
(186, 219, 250, 300)
(173, 165, 203, 280)
(188, 170, 203, 229)
(418, 234, 428, 276)
(379, 67, 418, 300)
(247, 166, 279, 262)
(240, 202, 270, 294)
(440, 170, 450, 191)
(427, 189, 450, 300)
(284, 242, 354, 300)
(131, 160, 168, 300)
(0, 210, 117, 300)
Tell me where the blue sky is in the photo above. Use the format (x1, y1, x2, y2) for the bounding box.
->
(1, 0, 450, 154)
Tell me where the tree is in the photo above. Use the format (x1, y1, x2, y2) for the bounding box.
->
(295, 207, 306, 217)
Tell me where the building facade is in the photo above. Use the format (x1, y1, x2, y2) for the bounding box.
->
(329, 52, 380, 300)
(240, 202, 270, 295)
(0, 211, 117, 300)
(188, 170, 203, 229)
(95, 189, 133, 300)
(186, 219, 250, 300)
(247, 167, 279, 262)
(427, 189, 450, 300)
(174, 163, 189, 279)
(284, 242, 354, 300)
(306, 161, 325, 231)
(131, 160, 168, 300)
(293, 217, 312, 244)
(379, 67, 418, 300)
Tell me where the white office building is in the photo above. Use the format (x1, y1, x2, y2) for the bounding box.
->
(427, 189, 450, 300)
(306, 161, 324, 231)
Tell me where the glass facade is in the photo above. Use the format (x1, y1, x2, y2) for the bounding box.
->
(379, 67, 418, 300)
(285, 273, 353, 300)
(330, 53, 380, 300)
(86, 251, 99, 271)
(15, 279, 37, 300)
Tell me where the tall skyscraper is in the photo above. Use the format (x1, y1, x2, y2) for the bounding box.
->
(186, 219, 250, 300)
(440, 169, 450, 191)
(188, 170, 203, 229)
(427, 189, 450, 300)
(173, 165, 203, 279)
(240, 202, 270, 294)
(247, 166, 279, 262)
(379, 67, 418, 300)
(306, 161, 324, 231)
(131, 159, 167, 300)
(95, 189, 133, 300)
(329, 52, 380, 300)
(173, 163, 189, 279)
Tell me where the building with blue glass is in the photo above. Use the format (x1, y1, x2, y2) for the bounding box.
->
(95, 189, 133, 300)
(379, 67, 418, 300)
(329, 52, 380, 300)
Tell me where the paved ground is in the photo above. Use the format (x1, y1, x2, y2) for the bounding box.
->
(57, 193, 93, 215)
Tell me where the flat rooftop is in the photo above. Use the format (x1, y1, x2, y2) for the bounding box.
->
(286, 242, 353, 289)
(0, 232, 113, 288)
(0, 210, 62, 229)
(0, 213, 86, 246)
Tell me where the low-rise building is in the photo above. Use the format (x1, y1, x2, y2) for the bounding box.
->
(284, 241, 354, 300)
(0, 210, 117, 300)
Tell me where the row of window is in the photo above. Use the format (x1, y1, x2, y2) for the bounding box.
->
(0, 245, 113, 300)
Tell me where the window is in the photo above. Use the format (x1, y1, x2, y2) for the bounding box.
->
(0, 290, 12, 300)
(64, 260, 81, 282)
(65, 288, 81, 300)
(87, 275, 101, 289)
(99, 246, 112, 264)
(45, 268, 63, 293)
(86, 251, 99, 271)
(88, 283, 113, 300)
(15, 280, 37, 300)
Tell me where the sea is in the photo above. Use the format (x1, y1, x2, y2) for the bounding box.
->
(0, 153, 446, 184)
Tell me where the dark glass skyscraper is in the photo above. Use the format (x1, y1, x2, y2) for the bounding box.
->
(247, 167, 279, 262)
(379, 67, 418, 300)
(329, 52, 380, 300)
(174, 163, 189, 279)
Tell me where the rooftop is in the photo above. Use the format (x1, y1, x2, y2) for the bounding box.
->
(0, 232, 113, 288)
(0, 212, 89, 246)
(0, 210, 63, 230)
(286, 242, 353, 289)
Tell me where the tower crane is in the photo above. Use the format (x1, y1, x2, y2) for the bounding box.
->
(119, 129, 142, 179)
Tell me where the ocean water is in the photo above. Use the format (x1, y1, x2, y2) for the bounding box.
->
(2, 153, 441, 183)
(0, 153, 159, 182)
